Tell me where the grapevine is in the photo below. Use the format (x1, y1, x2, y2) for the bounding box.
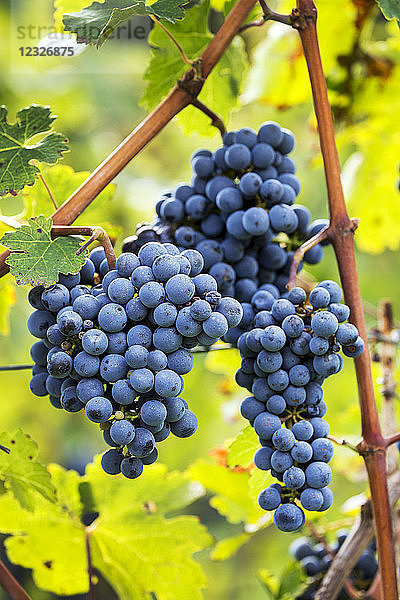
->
(0, 0, 398, 599)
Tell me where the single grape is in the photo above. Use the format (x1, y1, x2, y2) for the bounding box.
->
(273, 504, 304, 532)
(101, 449, 123, 475)
(109, 419, 136, 445)
(170, 410, 198, 437)
(127, 427, 156, 458)
(305, 462, 332, 489)
(258, 486, 281, 510)
(121, 457, 144, 479)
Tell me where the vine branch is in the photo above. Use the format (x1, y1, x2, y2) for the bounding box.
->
(0, 559, 32, 600)
(293, 0, 398, 598)
(38, 172, 58, 210)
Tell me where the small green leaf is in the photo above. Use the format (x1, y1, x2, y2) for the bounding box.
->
(0, 105, 68, 197)
(0, 490, 88, 595)
(54, 0, 96, 31)
(1, 215, 87, 287)
(278, 563, 308, 599)
(63, 0, 187, 47)
(376, 0, 400, 24)
(258, 569, 280, 599)
(227, 426, 259, 469)
(0, 429, 56, 510)
(210, 533, 249, 561)
(188, 459, 263, 525)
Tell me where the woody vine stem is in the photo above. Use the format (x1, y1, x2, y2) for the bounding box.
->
(0, 1, 398, 599)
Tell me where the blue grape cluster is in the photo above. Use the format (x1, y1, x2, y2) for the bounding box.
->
(122, 122, 327, 305)
(290, 533, 377, 599)
(28, 242, 242, 479)
(236, 280, 364, 531)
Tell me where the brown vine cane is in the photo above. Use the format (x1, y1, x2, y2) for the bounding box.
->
(292, 1, 398, 598)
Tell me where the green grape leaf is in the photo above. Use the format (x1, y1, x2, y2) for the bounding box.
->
(248, 466, 272, 506)
(0, 486, 88, 595)
(141, 1, 247, 135)
(84, 458, 205, 516)
(188, 459, 263, 525)
(1, 215, 87, 286)
(376, 0, 400, 24)
(0, 430, 56, 510)
(86, 459, 211, 600)
(54, 0, 95, 31)
(258, 569, 280, 599)
(278, 563, 308, 600)
(92, 515, 211, 600)
(227, 426, 259, 469)
(63, 0, 187, 47)
(0, 458, 210, 597)
(210, 533, 249, 561)
(0, 105, 68, 197)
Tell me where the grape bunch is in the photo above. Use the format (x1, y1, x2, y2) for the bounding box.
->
(236, 280, 364, 531)
(122, 122, 327, 305)
(290, 533, 378, 599)
(28, 241, 243, 479)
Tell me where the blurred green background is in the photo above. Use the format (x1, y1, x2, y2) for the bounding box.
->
(0, 0, 399, 598)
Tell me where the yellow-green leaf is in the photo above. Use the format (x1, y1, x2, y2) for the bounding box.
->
(210, 532, 249, 561)
(23, 164, 116, 219)
(0, 105, 68, 197)
(227, 425, 259, 469)
(0, 429, 56, 510)
(189, 459, 263, 524)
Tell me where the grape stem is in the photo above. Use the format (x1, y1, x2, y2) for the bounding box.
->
(365, 575, 383, 600)
(293, 0, 398, 597)
(327, 435, 359, 454)
(384, 432, 400, 448)
(288, 224, 331, 289)
(188, 98, 226, 136)
(150, 16, 192, 66)
(38, 171, 58, 210)
(51, 225, 117, 271)
(0, 364, 33, 371)
(288, 218, 359, 289)
(0, 559, 32, 600)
